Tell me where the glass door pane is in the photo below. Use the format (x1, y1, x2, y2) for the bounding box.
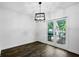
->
(55, 17, 66, 44)
(48, 21, 54, 41)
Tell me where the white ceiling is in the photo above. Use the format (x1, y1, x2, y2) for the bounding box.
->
(0, 2, 79, 16)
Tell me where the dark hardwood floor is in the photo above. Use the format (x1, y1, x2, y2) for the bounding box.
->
(1, 41, 79, 57)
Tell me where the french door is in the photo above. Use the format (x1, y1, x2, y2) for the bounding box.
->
(48, 17, 67, 48)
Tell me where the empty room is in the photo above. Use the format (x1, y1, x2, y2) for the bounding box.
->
(0, 2, 79, 57)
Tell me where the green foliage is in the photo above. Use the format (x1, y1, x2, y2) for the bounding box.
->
(48, 22, 53, 29)
(57, 19, 66, 31)
(48, 21, 53, 36)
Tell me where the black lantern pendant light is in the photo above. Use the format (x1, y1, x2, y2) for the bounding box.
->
(35, 2, 45, 22)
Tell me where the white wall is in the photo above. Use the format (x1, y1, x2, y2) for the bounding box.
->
(0, 6, 36, 50)
(66, 4, 79, 54)
(38, 4, 79, 55)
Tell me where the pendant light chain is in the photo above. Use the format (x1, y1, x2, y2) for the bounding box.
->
(39, 2, 41, 13)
